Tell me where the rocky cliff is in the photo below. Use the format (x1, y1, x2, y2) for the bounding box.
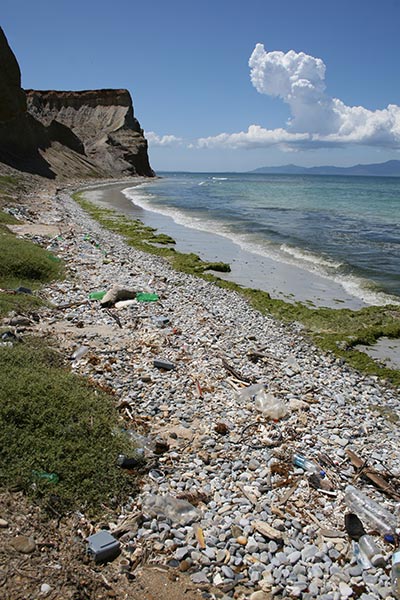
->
(0, 27, 154, 179)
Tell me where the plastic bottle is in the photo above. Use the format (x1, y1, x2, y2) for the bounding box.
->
(293, 453, 325, 476)
(392, 549, 400, 599)
(32, 470, 59, 484)
(344, 485, 397, 536)
(358, 534, 386, 568)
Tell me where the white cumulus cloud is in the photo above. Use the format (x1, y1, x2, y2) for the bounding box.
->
(145, 131, 183, 147)
(198, 125, 309, 149)
(196, 43, 400, 150)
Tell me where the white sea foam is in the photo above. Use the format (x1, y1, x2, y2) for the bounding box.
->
(122, 184, 400, 307)
(212, 177, 228, 180)
(280, 244, 344, 270)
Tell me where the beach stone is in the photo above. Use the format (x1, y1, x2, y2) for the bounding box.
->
(249, 592, 272, 600)
(191, 570, 209, 584)
(339, 582, 353, 598)
(40, 583, 52, 596)
(11, 535, 36, 554)
(0, 518, 8, 528)
(179, 560, 191, 572)
(268, 541, 278, 553)
(175, 546, 189, 560)
(288, 550, 301, 564)
(246, 537, 259, 553)
(221, 565, 235, 579)
(301, 545, 319, 561)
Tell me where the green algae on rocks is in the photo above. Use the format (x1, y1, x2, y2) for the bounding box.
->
(73, 190, 400, 388)
(73, 191, 231, 275)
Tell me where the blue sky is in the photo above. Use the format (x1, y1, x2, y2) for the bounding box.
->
(2, 0, 400, 172)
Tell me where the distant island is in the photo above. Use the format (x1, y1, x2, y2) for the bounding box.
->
(250, 159, 400, 177)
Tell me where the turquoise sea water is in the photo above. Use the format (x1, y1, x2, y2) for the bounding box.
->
(122, 172, 400, 304)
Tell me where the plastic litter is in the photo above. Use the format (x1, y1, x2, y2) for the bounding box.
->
(293, 453, 325, 477)
(71, 345, 90, 361)
(32, 470, 59, 484)
(136, 292, 159, 302)
(154, 358, 176, 371)
(254, 389, 287, 420)
(86, 530, 120, 562)
(392, 549, 400, 598)
(142, 494, 201, 526)
(88, 290, 106, 300)
(344, 484, 397, 536)
(236, 383, 265, 401)
(358, 534, 385, 568)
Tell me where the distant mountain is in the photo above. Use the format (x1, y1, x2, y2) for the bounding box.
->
(250, 160, 400, 177)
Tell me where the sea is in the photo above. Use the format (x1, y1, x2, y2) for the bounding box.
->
(100, 172, 400, 308)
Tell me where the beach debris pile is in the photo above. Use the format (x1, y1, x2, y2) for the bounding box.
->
(1, 187, 400, 600)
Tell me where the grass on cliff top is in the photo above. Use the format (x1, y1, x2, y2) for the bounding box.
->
(74, 190, 400, 388)
(0, 337, 136, 515)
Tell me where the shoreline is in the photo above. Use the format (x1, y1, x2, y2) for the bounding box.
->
(81, 180, 394, 311)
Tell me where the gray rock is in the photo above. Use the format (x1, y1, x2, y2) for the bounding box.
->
(191, 570, 209, 584)
(288, 550, 301, 565)
(11, 536, 36, 554)
(175, 546, 189, 560)
(221, 565, 235, 579)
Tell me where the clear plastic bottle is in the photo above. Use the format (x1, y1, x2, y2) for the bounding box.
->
(358, 534, 385, 568)
(392, 549, 400, 599)
(293, 453, 325, 476)
(344, 485, 397, 536)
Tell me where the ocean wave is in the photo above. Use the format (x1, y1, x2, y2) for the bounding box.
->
(212, 177, 228, 180)
(121, 185, 400, 307)
(280, 244, 344, 270)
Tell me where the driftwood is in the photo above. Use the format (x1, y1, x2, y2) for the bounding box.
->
(54, 300, 89, 310)
(346, 449, 400, 501)
(221, 358, 251, 383)
(104, 308, 123, 329)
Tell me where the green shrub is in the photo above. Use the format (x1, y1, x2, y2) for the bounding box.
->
(0, 339, 136, 514)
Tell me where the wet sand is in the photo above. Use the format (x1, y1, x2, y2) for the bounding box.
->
(81, 181, 368, 310)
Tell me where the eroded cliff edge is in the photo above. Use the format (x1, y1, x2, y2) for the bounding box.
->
(0, 27, 154, 179)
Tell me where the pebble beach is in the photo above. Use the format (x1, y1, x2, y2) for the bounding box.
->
(15, 183, 400, 599)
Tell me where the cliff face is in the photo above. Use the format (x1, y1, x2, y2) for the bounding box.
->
(26, 89, 154, 177)
(0, 27, 154, 179)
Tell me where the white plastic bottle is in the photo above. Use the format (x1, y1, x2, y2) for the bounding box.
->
(392, 549, 400, 599)
(344, 485, 396, 536)
(358, 534, 385, 568)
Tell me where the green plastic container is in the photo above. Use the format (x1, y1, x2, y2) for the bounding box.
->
(136, 293, 159, 302)
(32, 470, 59, 484)
(89, 290, 106, 300)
